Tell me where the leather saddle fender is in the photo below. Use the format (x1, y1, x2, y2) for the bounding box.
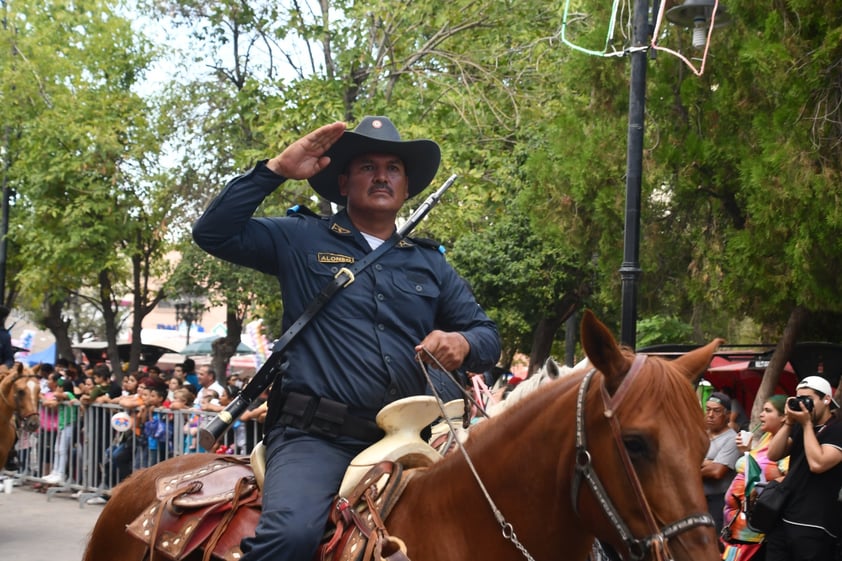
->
(127, 457, 260, 561)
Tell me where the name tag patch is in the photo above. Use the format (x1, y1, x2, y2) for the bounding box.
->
(318, 252, 354, 264)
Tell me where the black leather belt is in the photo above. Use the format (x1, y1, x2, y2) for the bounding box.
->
(278, 391, 385, 442)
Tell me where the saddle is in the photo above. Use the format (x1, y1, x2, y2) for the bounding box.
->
(127, 456, 418, 561)
(127, 396, 464, 561)
(127, 456, 261, 561)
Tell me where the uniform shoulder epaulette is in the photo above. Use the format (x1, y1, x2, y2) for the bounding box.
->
(286, 204, 321, 218)
(408, 236, 446, 255)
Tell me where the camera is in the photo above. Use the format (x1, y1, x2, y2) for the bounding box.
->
(787, 395, 814, 413)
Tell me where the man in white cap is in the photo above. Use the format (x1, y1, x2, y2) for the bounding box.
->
(193, 117, 500, 561)
(766, 375, 842, 561)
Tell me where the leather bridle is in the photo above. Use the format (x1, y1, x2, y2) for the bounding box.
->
(571, 355, 714, 561)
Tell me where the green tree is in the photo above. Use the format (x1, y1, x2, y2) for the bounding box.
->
(142, 0, 536, 372)
(1, 0, 172, 374)
(644, 1, 842, 419)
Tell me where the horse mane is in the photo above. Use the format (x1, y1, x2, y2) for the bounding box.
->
(486, 358, 579, 416)
(0, 361, 28, 379)
(430, 348, 706, 476)
(0, 365, 19, 388)
(433, 362, 590, 466)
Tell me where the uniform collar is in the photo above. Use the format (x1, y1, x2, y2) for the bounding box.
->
(328, 210, 416, 248)
(327, 209, 356, 237)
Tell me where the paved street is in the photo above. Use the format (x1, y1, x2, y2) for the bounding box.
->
(0, 480, 104, 561)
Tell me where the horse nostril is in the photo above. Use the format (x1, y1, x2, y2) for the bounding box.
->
(25, 416, 40, 432)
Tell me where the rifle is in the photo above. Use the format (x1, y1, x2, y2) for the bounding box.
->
(198, 174, 457, 450)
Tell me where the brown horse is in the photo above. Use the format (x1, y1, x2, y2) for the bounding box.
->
(0, 362, 41, 468)
(85, 310, 723, 561)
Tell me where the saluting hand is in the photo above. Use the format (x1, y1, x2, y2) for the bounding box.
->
(266, 121, 347, 180)
(415, 330, 470, 372)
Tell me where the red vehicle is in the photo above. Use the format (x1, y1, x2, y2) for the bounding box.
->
(639, 342, 842, 418)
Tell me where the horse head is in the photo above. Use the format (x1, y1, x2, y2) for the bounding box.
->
(0, 362, 41, 432)
(577, 309, 723, 560)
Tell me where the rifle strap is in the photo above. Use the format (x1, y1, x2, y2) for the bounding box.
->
(271, 230, 402, 356)
(259, 231, 403, 430)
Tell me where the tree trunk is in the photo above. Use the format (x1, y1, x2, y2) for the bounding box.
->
(529, 296, 580, 375)
(530, 316, 563, 376)
(127, 253, 145, 374)
(99, 269, 124, 382)
(211, 307, 244, 385)
(565, 312, 578, 367)
(751, 306, 808, 426)
(127, 253, 165, 374)
(43, 298, 73, 364)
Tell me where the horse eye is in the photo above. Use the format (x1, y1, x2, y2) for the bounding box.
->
(622, 434, 650, 459)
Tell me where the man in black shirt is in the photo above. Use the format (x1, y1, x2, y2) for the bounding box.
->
(766, 375, 842, 561)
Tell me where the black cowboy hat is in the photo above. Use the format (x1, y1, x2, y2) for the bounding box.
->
(308, 116, 441, 206)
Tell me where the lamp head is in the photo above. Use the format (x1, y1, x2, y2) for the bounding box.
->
(666, 0, 731, 28)
(666, 0, 731, 49)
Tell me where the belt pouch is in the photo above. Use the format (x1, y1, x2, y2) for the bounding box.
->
(310, 399, 348, 438)
(280, 392, 316, 429)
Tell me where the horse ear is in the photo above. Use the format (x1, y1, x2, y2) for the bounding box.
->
(544, 357, 561, 380)
(580, 309, 630, 395)
(672, 338, 725, 382)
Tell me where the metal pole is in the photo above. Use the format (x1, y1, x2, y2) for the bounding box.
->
(0, 130, 9, 308)
(1, 1, 8, 307)
(185, 318, 193, 346)
(619, 0, 649, 349)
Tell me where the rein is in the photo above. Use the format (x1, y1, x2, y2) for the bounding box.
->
(416, 351, 537, 561)
(571, 355, 714, 561)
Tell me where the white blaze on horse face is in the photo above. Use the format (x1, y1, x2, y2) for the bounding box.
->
(26, 379, 39, 402)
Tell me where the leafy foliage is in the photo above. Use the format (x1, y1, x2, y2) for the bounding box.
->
(4, 0, 842, 378)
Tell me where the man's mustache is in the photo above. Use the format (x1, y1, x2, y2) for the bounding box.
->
(368, 182, 393, 195)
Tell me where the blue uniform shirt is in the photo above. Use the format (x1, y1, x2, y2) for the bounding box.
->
(193, 161, 500, 421)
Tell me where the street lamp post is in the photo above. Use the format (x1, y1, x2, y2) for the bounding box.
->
(0, 178, 9, 308)
(174, 298, 204, 346)
(620, 0, 729, 348)
(619, 0, 649, 349)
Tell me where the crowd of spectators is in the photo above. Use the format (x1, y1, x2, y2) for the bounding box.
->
(5, 357, 266, 505)
(8, 351, 842, 559)
(707, 377, 842, 561)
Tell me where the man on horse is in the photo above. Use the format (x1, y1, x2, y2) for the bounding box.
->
(192, 116, 501, 561)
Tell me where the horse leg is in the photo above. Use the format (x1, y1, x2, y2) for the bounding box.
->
(0, 421, 13, 469)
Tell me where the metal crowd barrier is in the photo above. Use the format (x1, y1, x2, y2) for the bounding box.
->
(6, 402, 264, 501)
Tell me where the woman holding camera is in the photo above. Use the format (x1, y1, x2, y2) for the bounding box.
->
(721, 395, 789, 560)
(765, 376, 842, 561)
